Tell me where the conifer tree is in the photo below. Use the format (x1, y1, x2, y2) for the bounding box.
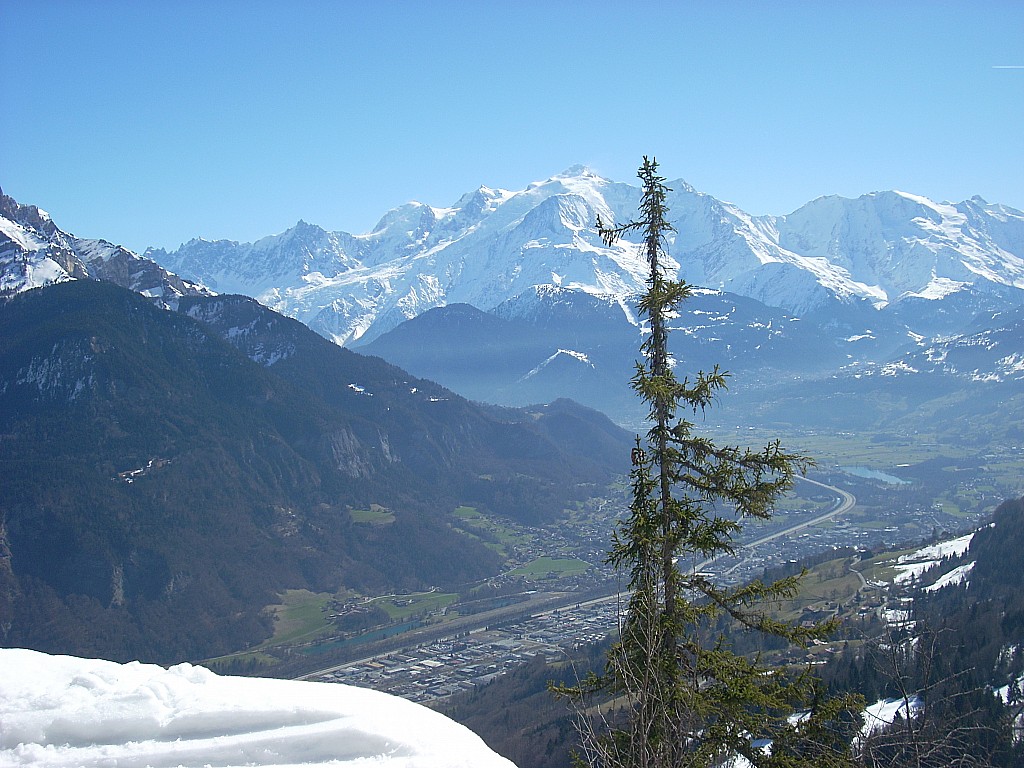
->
(560, 157, 861, 768)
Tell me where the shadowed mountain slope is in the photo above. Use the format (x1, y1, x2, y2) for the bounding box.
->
(0, 281, 629, 663)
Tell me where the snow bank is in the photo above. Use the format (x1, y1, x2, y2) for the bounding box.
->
(925, 562, 974, 591)
(0, 649, 516, 768)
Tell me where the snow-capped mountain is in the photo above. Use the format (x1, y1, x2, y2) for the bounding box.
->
(0, 187, 208, 305)
(771, 193, 1024, 302)
(766, 191, 1024, 335)
(146, 167, 1024, 347)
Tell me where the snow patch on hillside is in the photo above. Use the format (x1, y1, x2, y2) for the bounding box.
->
(519, 349, 594, 381)
(892, 532, 975, 585)
(0, 216, 46, 251)
(902, 275, 970, 301)
(899, 532, 975, 563)
(925, 562, 975, 591)
(860, 695, 924, 736)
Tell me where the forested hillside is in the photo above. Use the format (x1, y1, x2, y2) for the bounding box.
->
(821, 497, 1024, 766)
(0, 281, 630, 663)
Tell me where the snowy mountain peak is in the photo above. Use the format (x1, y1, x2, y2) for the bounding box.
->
(10, 171, 1023, 351)
(1, 189, 209, 303)
(0, 188, 56, 236)
(371, 201, 437, 234)
(554, 164, 601, 180)
(291, 218, 322, 233)
(147, 169, 1024, 344)
(558, 163, 590, 175)
(771, 189, 1024, 306)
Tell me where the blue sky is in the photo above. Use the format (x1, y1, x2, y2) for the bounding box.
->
(2, 1, 1022, 254)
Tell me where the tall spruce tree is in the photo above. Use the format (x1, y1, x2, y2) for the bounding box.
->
(560, 157, 861, 768)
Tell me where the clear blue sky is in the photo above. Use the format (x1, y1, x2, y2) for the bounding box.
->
(2, 0, 1022, 254)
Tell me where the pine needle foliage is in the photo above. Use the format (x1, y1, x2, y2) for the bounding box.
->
(556, 157, 861, 768)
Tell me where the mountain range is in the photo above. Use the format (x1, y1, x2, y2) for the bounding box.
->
(2, 174, 1023, 763)
(4, 170, 1023, 428)
(1, 187, 208, 305)
(133, 167, 1023, 427)
(141, 165, 1024, 347)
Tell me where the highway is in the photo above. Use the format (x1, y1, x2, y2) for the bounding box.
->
(749, 476, 857, 546)
(716, 476, 856, 577)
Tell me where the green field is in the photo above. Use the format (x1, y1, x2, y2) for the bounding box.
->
(511, 556, 591, 579)
(714, 423, 1024, 527)
(451, 505, 535, 557)
(203, 589, 337, 668)
(263, 589, 336, 645)
(350, 504, 396, 524)
(769, 550, 893, 625)
(367, 590, 459, 621)
(709, 423, 969, 468)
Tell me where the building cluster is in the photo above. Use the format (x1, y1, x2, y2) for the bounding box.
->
(311, 468, 997, 705)
(315, 598, 620, 703)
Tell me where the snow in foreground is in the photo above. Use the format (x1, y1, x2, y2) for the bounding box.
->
(0, 649, 516, 768)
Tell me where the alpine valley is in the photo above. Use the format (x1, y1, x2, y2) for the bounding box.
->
(2, 168, 1023, 666)
(4, 170, 1024, 768)
(0, 188, 632, 663)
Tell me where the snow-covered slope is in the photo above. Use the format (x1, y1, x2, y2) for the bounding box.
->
(0, 649, 516, 768)
(0, 188, 208, 306)
(772, 192, 1024, 302)
(147, 167, 1024, 346)
(864, 304, 1024, 383)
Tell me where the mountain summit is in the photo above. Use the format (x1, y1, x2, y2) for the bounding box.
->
(0, 187, 208, 305)
(143, 167, 1024, 346)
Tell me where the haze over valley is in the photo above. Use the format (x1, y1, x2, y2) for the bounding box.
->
(5, 0, 1024, 763)
(2, 166, 1023, 766)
